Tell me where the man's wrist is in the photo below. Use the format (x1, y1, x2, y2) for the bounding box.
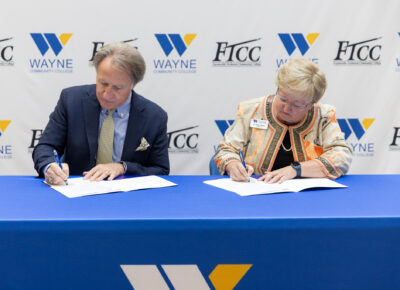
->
(43, 162, 56, 176)
(119, 161, 127, 174)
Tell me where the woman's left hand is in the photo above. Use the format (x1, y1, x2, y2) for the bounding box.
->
(259, 166, 296, 184)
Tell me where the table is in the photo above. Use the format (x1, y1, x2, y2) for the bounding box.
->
(0, 175, 399, 289)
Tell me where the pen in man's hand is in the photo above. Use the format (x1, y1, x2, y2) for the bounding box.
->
(53, 150, 68, 185)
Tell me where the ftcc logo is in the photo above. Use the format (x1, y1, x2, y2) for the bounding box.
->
(29, 33, 73, 73)
(276, 33, 319, 69)
(389, 127, 400, 151)
(334, 37, 382, 65)
(168, 126, 199, 153)
(213, 38, 262, 67)
(153, 33, 197, 73)
(121, 264, 252, 289)
(88, 38, 138, 64)
(0, 37, 13, 66)
(337, 118, 375, 157)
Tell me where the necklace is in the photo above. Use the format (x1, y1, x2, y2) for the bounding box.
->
(281, 142, 292, 152)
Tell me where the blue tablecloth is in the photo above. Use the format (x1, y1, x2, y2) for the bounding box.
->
(0, 175, 399, 289)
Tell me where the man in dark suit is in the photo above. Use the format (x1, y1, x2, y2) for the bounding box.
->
(33, 42, 169, 185)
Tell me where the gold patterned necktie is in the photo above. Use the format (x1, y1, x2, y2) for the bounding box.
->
(96, 109, 115, 164)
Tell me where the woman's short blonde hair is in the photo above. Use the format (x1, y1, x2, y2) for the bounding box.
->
(275, 59, 327, 103)
(93, 42, 146, 84)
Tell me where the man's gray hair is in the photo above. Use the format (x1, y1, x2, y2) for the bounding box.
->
(93, 42, 146, 84)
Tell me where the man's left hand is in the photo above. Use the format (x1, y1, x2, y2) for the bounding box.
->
(259, 165, 296, 184)
(83, 163, 125, 181)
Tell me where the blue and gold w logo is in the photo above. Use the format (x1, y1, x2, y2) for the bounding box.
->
(278, 33, 319, 56)
(337, 118, 375, 140)
(121, 264, 252, 289)
(215, 120, 234, 136)
(30, 33, 72, 56)
(155, 34, 196, 57)
(0, 120, 11, 137)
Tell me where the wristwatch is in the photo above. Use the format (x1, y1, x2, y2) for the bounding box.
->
(119, 161, 127, 174)
(291, 162, 301, 178)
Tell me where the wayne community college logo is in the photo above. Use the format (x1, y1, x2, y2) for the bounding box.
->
(338, 118, 375, 157)
(215, 120, 234, 136)
(275, 33, 319, 69)
(278, 33, 319, 56)
(155, 33, 196, 57)
(121, 264, 252, 289)
(31, 33, 72, 56)
(153, 33, 197, 73)
(337, 118, 375, 140)
(29, 33, 73, 73)
(0, 120, 11, 137)
(0, 120, 12, 159)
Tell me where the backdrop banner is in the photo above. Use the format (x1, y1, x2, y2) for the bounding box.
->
(0, 0, 399, 175)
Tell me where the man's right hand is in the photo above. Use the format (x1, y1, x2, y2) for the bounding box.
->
(225, 160, 254, 182)
(45, 162, 69, 185)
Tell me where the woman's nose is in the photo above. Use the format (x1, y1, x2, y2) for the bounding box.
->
(282, 103, 292, 113)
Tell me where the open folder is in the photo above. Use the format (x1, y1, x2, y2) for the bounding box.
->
(204, 177, 347, 196)
(49, 175, 177, 198)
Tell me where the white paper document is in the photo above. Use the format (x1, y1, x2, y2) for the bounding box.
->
(49, 175, 177, 198)
(204, 177, 347, 196)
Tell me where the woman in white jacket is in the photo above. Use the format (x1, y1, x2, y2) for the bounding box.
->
(214, 59, 352, 183)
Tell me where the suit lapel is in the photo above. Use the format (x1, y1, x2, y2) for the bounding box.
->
(82, 86, 101, 163)
(122, 91, 146, 160)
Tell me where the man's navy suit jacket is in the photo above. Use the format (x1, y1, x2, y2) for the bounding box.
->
(33, 84, 169, 176)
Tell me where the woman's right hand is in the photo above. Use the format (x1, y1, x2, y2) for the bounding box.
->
(226, 161, 254, 182)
